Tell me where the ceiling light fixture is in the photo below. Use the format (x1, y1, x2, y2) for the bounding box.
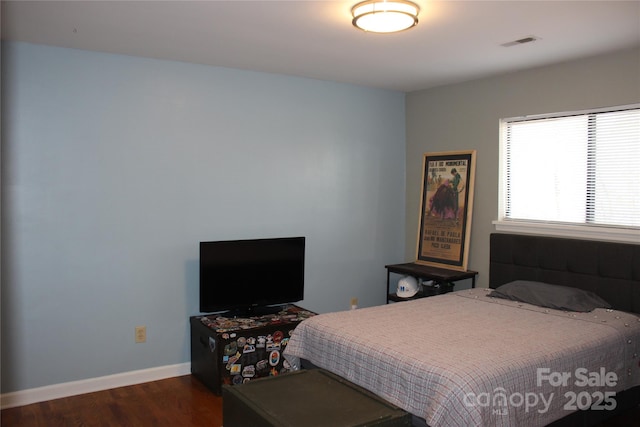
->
(352, 0, 420, 34)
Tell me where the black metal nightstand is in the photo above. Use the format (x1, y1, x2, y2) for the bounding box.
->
(385, 262, 478, 303)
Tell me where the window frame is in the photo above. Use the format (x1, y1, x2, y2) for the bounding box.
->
(494, 104, 640, 244)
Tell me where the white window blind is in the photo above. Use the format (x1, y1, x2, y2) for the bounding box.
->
(501, 105, 640, 232)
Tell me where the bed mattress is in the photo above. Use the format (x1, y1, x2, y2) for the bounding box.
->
(283, 288, 640, 427)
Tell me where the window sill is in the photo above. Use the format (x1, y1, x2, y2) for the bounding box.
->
(492, 220, 640, 244)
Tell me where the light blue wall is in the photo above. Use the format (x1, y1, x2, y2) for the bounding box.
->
(1, 42, 406, 392)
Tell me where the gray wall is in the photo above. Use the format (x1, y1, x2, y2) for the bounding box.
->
(405, 47, 640, 287)
(1, 42, 406, 393)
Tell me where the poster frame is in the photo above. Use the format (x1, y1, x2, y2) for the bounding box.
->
(416, 150, 476, 271)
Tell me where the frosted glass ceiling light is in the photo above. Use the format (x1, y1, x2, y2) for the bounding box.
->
(352, 0, 419, 33)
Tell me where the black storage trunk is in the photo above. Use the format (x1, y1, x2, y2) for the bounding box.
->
(190, 305, 315, 394)
(223, 369, 411, 427)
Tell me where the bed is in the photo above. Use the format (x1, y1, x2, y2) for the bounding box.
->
(283, 233, 640, 426)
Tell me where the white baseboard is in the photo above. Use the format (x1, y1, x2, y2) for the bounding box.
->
(1, 362, 191, 409)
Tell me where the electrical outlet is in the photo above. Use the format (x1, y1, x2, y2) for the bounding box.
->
(135, 326, 146, 343)
(350, 297, 358, 310)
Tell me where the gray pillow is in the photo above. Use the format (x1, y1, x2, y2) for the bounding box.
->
(488, 280, 612, 312)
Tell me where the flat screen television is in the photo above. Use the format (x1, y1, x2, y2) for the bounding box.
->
(199, 236, 305, 316)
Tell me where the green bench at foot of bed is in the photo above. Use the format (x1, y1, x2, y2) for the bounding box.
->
(223, 369, 411, 427)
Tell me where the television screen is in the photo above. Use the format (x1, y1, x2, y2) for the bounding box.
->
(199, 237, 305, 315)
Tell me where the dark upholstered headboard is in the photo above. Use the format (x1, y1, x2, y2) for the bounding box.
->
(490, 233, 640, 314)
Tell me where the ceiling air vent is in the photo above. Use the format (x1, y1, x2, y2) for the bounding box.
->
(501, 36, 540, 47)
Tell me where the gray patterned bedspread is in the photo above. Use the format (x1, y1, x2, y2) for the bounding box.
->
(283, 288, 640, 427)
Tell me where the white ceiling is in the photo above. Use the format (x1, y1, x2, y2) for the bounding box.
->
(2, 0, 639, 92)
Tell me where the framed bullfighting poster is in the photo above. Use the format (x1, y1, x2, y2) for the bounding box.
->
(416, 150, 476, 270)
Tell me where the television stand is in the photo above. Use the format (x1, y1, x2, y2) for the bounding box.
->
(190, 304, 316, 394)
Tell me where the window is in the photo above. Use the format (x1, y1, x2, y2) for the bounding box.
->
(496, 104, 640, 242)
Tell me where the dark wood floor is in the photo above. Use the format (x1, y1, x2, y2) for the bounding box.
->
(2, 375, 639, 427)
(1, 375, 221, 427)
